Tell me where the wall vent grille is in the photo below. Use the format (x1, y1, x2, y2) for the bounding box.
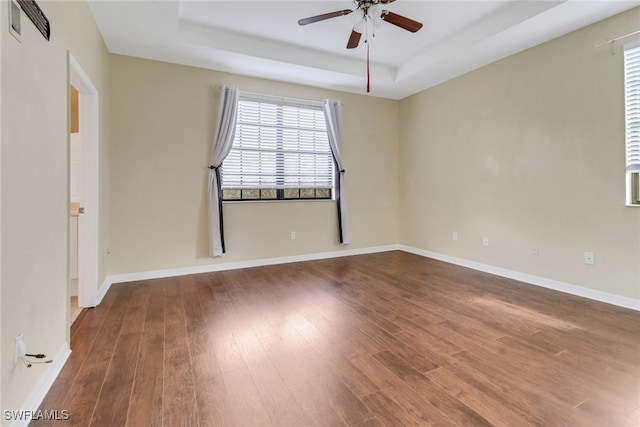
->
(18, 0, 49, 40)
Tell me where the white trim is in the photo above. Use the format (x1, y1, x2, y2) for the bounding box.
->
(96, 275, 113, 305)
(8, 0, 21, 42)
(400, 245, 640, 311)
(100, 245, 400, 291)
(11, 343, 71, 427)
(69, 52, 99, 308)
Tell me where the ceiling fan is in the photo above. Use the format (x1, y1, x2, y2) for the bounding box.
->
(298, 0, 423, 49)
(298, 0, 423, 92)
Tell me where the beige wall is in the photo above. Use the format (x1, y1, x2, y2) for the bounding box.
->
(110, 9, 640, 298)
(109, 55, 400, 274)
(399, 8, 640, 300)
(0, 0, 110, 419)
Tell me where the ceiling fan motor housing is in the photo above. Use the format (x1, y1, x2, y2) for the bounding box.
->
(357, 0, 393, 16)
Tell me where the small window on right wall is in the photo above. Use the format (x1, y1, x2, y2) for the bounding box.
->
(624, 42, 640, 206)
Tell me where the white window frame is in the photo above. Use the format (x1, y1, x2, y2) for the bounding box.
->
(221, 92, 335, 202)
(625, 42, 640, 206)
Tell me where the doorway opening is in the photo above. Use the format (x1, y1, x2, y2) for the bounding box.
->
(68, 52, 99, 335)
(69, 84, 82, 323)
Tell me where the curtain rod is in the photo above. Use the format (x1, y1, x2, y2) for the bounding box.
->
(214, 85, 327, 107)
(239, 90, 324, 108)
(593, 29, 640, 48)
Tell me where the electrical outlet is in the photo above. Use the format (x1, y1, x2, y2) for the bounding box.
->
(290, 231, 296, 240)
(452, 232, 458, 241)
(531, 244, 539, 255)
(584, 252, 594, 265)
(15, 334, 26, 364)
(482, 237, 489, 247)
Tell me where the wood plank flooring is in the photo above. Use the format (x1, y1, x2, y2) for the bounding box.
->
(32, 251, 640, 426)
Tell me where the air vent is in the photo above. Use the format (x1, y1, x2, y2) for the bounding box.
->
(17, 0, 49, 41)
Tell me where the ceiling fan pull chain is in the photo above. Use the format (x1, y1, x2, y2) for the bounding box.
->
(365, 14, 371, 93)
(367, 43, 371, 93)
(371, 12, 376, 38)
(365, 13, 369, 44)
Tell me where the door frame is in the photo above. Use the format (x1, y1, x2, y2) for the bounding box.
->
(69, 52, 99, 308)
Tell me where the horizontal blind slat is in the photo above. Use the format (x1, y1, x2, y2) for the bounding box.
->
(221, 96, 335, 191)
(626, 46, 640, 172)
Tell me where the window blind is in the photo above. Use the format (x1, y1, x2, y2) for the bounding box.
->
(625, 44, 640, 173)
(221, 96, 334, 189)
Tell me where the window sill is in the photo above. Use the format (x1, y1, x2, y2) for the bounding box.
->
(222, 199, 335, 205)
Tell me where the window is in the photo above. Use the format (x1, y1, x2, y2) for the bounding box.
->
(625, 43, 640, 205)
(221, 94, 334, 201)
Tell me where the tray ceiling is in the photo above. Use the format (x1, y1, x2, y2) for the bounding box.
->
(88, 1, 640, 99)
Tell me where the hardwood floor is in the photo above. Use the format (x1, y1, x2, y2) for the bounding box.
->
(32, 251, 640, 426)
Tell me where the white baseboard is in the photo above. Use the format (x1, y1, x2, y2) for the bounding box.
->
(96, 244, 401, 304)
(96, 243, 638, 311)
(400, 245, 640, 311)
(11, 343, 71, 427)
(96, 276, 112, 306)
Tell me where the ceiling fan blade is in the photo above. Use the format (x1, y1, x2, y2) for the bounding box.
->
(347, 30, 362, 49)
(380, 10, 423, 32)
(298, 9, 352, 26)
(379, 0, 396, 3)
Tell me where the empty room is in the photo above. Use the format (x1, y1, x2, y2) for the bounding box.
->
(1, 0, 639, 426)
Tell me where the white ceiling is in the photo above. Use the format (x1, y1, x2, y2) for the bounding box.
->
(87, 0, 640, 99)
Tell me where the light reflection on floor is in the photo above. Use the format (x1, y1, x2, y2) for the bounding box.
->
(471, 296, 581, 330)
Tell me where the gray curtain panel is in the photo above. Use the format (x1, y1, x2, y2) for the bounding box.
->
(323, 99, 350, 245)
(208, 85, 239, 257)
